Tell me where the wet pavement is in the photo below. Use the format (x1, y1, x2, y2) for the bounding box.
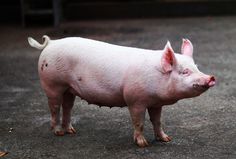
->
(0, 16, 236, 159)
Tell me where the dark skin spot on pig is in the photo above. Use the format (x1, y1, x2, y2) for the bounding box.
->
(41, 64, 44, 71)
(41, 60, 48, 71)
(78, 77, 82, 81)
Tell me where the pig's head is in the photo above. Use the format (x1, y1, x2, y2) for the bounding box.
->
(160, 39, 215, 99)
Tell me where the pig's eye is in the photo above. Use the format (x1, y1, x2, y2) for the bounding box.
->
(181, 68, 191, 76)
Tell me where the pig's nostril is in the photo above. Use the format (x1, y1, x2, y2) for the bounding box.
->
(208, 76, 216, 87)
(210, 76, 215, 82)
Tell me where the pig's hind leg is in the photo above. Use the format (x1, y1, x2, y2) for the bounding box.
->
(62, 90, 76, 134)
(48, 97, 64, 136)
(43, 83, 68, 136)
(148, 107, 172, 142)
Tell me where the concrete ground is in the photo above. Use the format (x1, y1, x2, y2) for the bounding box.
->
(0, 16, 236, 159)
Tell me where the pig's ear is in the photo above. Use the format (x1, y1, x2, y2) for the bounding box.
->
(161, 41, 177, 73)
(181, 38, 193, 58)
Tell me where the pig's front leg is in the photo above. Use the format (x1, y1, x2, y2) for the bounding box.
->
(62, 91, 76, 134)
(128, 105, 149, 147)
(148, 107, 171, 142)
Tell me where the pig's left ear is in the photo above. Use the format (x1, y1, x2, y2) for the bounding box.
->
(161, 41, 177, 73)
(181, 38, 193, 58)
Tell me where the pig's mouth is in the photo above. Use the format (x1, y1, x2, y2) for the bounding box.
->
(193, 76, 216, 92)
(193, 84, 210, 92)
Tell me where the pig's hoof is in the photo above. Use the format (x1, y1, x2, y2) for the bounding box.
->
(135, 135, 149, 147)
(53, 126, 65, 136)
(54, 130, 65, 136)
(63, 124, 76, 134)
(159, 135, 172, 142)
(66, 127, 76, 134)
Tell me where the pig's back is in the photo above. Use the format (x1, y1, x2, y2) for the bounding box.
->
(41, 37, 158, 81)
(52, 37, 154, 62)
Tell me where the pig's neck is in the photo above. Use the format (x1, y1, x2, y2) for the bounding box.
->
(158, 75, 184, 105)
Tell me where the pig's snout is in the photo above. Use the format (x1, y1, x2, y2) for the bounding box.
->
(207, 76, 216, 87)
(203, 75, 216, 88)
(193, 75, 215, 91)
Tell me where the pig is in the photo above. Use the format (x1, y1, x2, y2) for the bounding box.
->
(28, 35, 215, 147)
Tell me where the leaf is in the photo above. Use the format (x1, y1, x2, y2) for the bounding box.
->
(0, 151, 8, 157)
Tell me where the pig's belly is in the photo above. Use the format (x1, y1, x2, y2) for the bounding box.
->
(68, 86, 127, 107)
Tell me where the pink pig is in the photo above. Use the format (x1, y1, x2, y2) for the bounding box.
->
(28, 36, 215, 147)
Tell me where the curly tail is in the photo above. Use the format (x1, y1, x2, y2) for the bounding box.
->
(28, 35, 50, 50)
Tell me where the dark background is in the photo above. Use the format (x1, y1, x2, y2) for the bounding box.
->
(1, 0, 236, 25)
